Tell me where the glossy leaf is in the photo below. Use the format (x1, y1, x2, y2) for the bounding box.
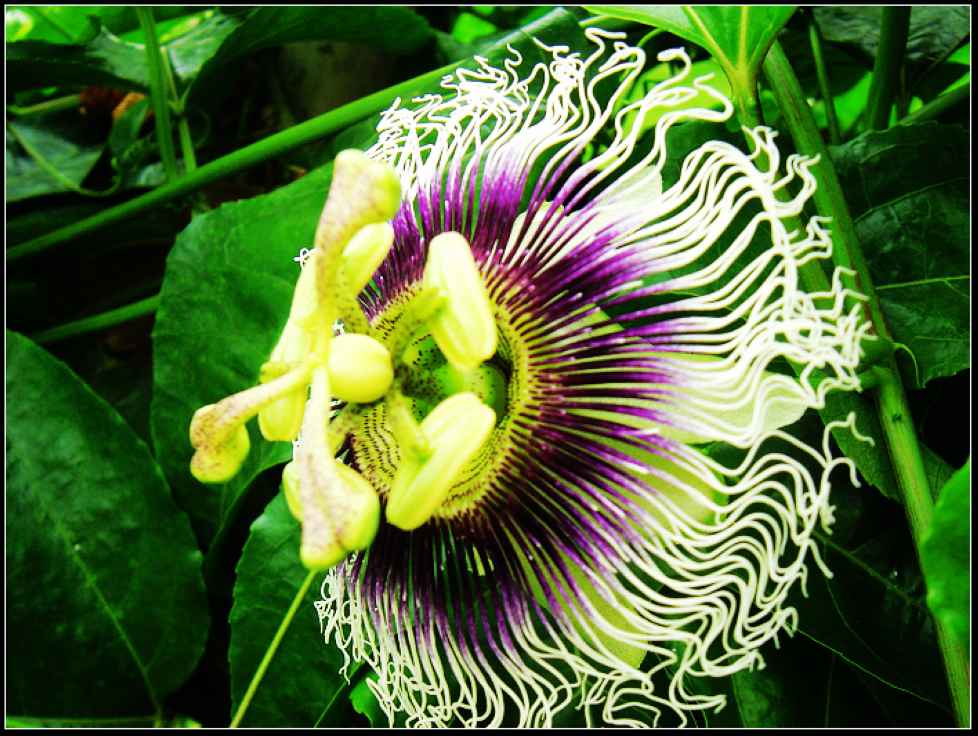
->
(790, 476, 953, 717)
(6, 111, 106, 202)
(589, 6, 796, 100)
(6, 23, 148, 92)
(814, 6, 971, 67)
(6, 330, 208, 719)
(830, 123, 970, 387)
(920, 459, 971, 649)
(228, 494, 349, 726)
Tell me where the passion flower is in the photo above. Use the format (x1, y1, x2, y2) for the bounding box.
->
(191, 28, 873, 728)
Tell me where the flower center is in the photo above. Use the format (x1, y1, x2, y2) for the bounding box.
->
(352, 287, 535, 522)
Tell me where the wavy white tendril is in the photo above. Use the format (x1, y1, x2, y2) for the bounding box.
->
(313, 29, 872, 727)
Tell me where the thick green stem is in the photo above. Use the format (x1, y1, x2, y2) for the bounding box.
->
(230, 570, 317, 728)
(7, 62, 457, 264)
(807, 12, 841, 145)
(864, 7, 911, 131)
(900, 83, 969, 125)
(31, 294, 160, 345)
(137, 8, 179, 181)
(763, 40, 970, 727)
(732, 79, 763, 129)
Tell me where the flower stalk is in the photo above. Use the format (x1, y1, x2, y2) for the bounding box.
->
(762, 39, 970, 727)
(229, 569, 318, 728)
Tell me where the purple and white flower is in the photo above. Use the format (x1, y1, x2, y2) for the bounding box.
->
(305, 29, 873, 727)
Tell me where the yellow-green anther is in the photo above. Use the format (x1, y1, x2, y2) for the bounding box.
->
(189, 362, 313, 483)
(293, 366, 380, 570)
(332, 463, 381, 551)
(314, 151, 401, 331)
(189, 413, 250, 484)
(328, 333, 393, 404)
(422, 232, 497, 371)
(340, 222, 395, 295)
(315, 150, 402, 255)
(386, 392, 496, 531)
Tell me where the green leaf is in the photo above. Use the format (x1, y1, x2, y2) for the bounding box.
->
(6, 111, 106, 202)
(830, 123, 970, 387)
(184, 7, 433, 110)
(6, 22, 148, 92)
(349, 673, 386, 727)
(589, 5, 796, 113)
(5, 330, 208, 719)
(4, 6, 197, 43)
(789, 474, 953, 718)
(150, 167, 333, 542)
(920, 459, 970, 649)
(5, 5, 101, 43)
(586, 5, 704, 45)
(814, 6, 971, 68)
(166, 11, 242, 87)
(228, 494, 350, 726)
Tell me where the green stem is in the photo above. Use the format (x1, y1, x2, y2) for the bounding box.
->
(864, 7, 911, 131)
(732, 79, 763, 129)
(30, 294, 160, 345)
(763, 40, 970, 728)
(900, 83, 969, 125)
(7, 93, 82, 116)
(7, 62, 458, 264)
(137, 8, 179, 181)
(807, 12, 841, 145)
(160, 47, 197, 173)
(230, 569, 318, 728)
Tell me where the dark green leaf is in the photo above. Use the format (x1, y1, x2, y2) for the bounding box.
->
(6, 111, 105, 202)
(184, 7, 433, 109)
(150, 168, 332, 542)
(790, 475, 953, 718)
(6, 23, 148, 92)
(830, 123, 970, 387)
(920, 459, 970, 649)
(729, 635, 832, 726)
(814, 6, 970, 68)
(6, 330, 208, 719)
(228, 494, 349, 726)
(166, 12, 242, 87)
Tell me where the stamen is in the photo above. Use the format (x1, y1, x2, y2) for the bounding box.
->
(386, 392, 496, 530)
(422, 232, 498, 371)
